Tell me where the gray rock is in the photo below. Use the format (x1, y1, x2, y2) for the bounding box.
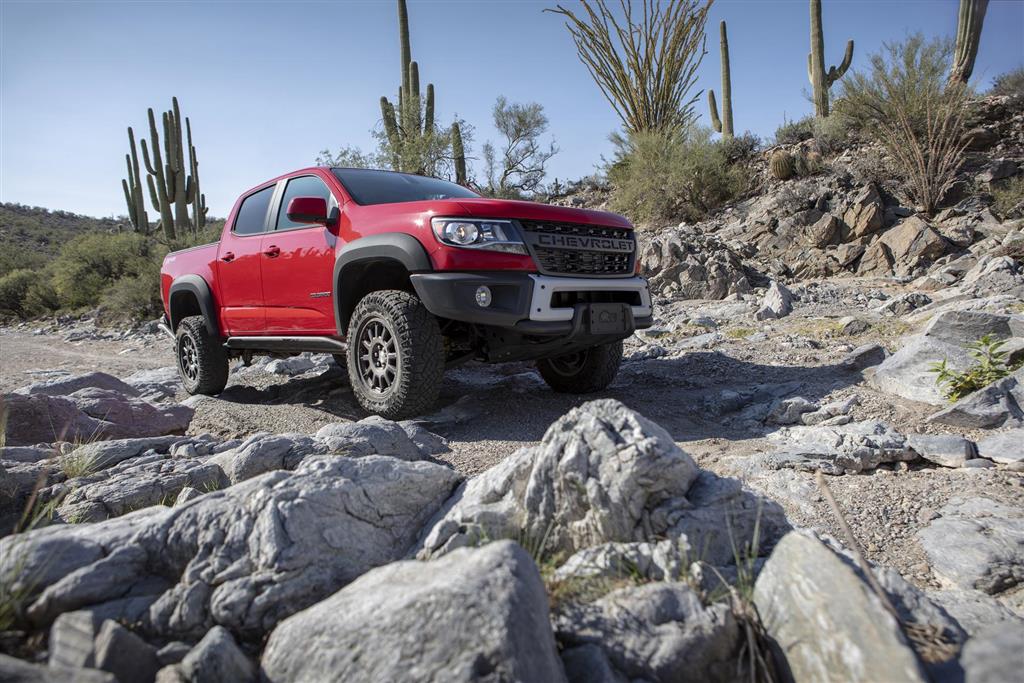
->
(872, 336, 973, 405)
(0, 654, 116, 682)
(179, 626, 255, 683)
(553, 540, 686, 583)
(800, 396, 859, 426)
(923, 310, 1015, 347)
(765, 420, 916, 474)
(123, 367, 181, 402)
(962, 458, 996, 469)
(906, 433, 975, 468)
(975, 428, 1024, 464)
(927, 368, 1024, 429)
(51, 453, 227, 523)
(554, 582, 738, 682)
(837, 316, 869, 335)
(314, 416, 426, 460)
(753, 531, 927, 682)
(876, 292, 932, 316)
(978, 158, 1019, 183)
(3, 390, 193, 447)
(1, 455, 462, 641)
(207, 433, 328, 484)
(61, 436, 182, 473)
(917, 497, 1024, 594)
(156, 642, 192, 666)
(840, 343, 889, 371)
(926, 588, 1024, 636)
(174, 487, 202, 506)
(958, 623, 1024, 683)
(15, 372, 139, 398)
(415, 400, 782, 566)
(561, 644, 628, 683)
(754, 281, 794, 321)
(766, 396, 818, 425)
(0, 445, 59, 463)
(261, 541, 565, 683)
(93, 620, 160, 683)
(49, 611, 102, 669)
(265, 355, 317, 376)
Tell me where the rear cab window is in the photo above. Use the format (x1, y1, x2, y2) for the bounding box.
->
(232, 185, 276, 235)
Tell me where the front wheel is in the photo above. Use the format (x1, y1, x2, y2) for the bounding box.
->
(537, 341, 623, 394)
(346, 290, 444, 419)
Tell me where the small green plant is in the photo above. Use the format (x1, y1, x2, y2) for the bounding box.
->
(726, 327, 756, 339)
(930, 334, 1021, 401)
(59, 450, 98, 480)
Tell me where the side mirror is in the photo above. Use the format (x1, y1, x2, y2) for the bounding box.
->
(286, 196, 333, 225)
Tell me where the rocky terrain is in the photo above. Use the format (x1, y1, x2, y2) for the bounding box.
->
(2, 96, 1024, 682)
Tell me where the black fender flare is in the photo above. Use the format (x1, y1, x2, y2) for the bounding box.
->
(332, 233, 433, 335)
(168, 274, 220, 337)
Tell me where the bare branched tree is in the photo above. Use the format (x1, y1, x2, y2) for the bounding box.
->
(547, 0, 714, 134)
(877, 83, 969, 216)
(483, 97, 558, 198)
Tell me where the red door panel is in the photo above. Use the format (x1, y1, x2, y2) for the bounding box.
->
(261, 228, 337, 334)
(216, 233, 265, 334)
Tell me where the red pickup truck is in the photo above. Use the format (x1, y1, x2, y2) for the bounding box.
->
(160, 167, 653, 418)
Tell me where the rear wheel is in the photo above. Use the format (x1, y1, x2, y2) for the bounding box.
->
(175, 315, 229, 395)
(346, 290, 444, 419)
(537, 341, 623, 394)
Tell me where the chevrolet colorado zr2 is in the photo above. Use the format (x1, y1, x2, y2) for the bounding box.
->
(160, 167, 653, 419)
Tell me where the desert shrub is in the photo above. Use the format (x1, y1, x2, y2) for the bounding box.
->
(849, 147, 896, 186)
(24, 276, 60, 316)
(838, 35, 968, 215)
(50, 232, 159, 310)
(774, 116, 814, 145)
(930, 335, 1022, 401)
(810, 113, 854, 153)
(991, 175, 1024, 219)
(990, 66, 1024, 98)
(0, 270, 36, 317)
(99, 261, 164, 322)
(0, 251, 46, 280)
(717, 132, 762, 162)
(608, 127, 748, 225)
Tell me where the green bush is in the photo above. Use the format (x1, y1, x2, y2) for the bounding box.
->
(992, 175, 1024, 220)
(99, 261, 164, 322)
(930, 335, 1022, 402)
(774, 116, 815, 145)
(50, 233, 161, 310)
(0, 270, 36, 317)
(608, 127, 748, 225)
(990, 67, 1024, 98)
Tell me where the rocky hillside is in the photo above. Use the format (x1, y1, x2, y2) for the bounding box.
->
(0, 203, 124, 262)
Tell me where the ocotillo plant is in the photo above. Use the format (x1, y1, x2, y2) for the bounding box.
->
(948, 0, 989, 85)
(807, 0, 853, 118)
(139, 97, 203, 240)
(707, 20, 733, 138)
(380, 0, 435, 174)
(121, 127, 149, 233)
(451, 123, 467, 185)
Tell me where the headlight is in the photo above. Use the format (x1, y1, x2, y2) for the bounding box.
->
(431, 218, 527, 255)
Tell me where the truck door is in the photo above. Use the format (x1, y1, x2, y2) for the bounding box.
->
(215, 184, 275, 335)
(260, 174, 339, 334)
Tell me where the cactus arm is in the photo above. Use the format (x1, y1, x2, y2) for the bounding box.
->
(122, 179, 134, 221)
(708, 90, 722, 133)
(718, 20, 733, 137)
(398, 0, 411, 99)
(827, 40, 854, 85)
(424, 83, 434, 133)
(949, 0, 989, 84)
(451, 122, 467, 185)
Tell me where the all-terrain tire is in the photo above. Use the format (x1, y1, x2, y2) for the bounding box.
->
(175, 315, 229, 395)
(537, 341, 623, 394)
(346, 289, 444, 419)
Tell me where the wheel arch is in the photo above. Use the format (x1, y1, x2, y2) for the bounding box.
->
(168, 274, 220, 337)
(333, 233, 433, 335)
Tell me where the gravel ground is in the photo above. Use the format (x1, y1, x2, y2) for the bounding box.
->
(3, 277, 1022, 595)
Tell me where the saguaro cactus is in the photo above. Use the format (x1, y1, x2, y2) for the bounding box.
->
(138, 97, 205, 240)
(121, 127, 149, 233)
(451, 123, 467, 185)
(808, 0, 853, 118)
(948, 0, 989, 85)
(380, 0, 436, 174)
(707, 20, 733, 138)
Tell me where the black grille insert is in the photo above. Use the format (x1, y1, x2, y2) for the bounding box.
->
(518, 220, 635, 276)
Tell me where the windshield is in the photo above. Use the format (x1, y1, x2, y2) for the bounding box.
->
(332, 168, 479, 205)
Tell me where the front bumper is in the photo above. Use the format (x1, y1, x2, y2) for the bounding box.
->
(409, 272, 653, 336)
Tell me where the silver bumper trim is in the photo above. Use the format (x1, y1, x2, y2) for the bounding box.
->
(527, 274, 652, 322)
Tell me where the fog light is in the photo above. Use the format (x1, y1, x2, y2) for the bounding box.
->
(475, 286, 492, 307)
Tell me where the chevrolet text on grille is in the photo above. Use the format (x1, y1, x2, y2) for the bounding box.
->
(533, 233, 635, 252)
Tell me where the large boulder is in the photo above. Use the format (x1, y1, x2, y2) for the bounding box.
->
(415, 400, 782, 566)
(261, 541, 565, 683)
(754, 281, 794, 321)
(927, 367, 1024, 428)
(958, 623, 1024, 683)
(916, 497, 1024, 595)
(877, 217, 949, 276)
(843, 184, 885, 239)
(15, 372, 139, 398)
(3, 390, 193, 447)
(0, 455, 462, 641)
(554, 583, 738, 682)
(641, 230, 752, 299)
(753, 531, 928, 682)
(871, 337, 972, 406)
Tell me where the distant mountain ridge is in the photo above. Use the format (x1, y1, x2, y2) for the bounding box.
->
(0, 202, 123, 257)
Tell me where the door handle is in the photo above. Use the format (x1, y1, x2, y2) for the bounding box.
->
(220, 251, 235, 262)
(264, 245, 280, 258)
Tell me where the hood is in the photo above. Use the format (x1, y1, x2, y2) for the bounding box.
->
(453, 198, 633, 229)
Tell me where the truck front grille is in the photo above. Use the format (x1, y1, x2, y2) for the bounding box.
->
(518, 220, 635, 277)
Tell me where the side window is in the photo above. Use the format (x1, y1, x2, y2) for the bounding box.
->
(232, 185, 275, 236)
(275, 175, 335, 231)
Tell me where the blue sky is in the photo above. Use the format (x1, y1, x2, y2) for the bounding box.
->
(1, 0, 1022, 218)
